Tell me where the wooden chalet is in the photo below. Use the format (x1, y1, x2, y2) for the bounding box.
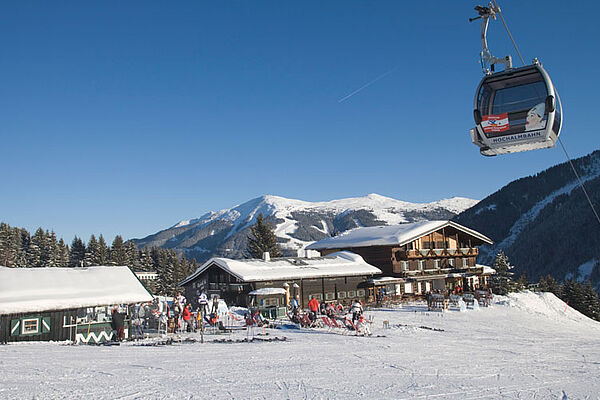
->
(179, 251, 381, 309)
(306, 220, 494, 298)
(0, 266, 153, 344)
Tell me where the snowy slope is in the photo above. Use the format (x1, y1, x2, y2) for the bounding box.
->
(1, 291, 599, 399)
(134, 193, 478, 261)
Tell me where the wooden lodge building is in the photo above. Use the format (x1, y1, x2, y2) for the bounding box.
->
(306, 220, 494, 298)
(0, 266, 153, 344)
(179, 251, 381, 309)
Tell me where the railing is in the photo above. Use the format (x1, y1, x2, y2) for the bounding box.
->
(400, 248, 478, 259)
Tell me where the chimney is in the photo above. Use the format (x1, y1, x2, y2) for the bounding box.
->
(262, 252, 270, 262)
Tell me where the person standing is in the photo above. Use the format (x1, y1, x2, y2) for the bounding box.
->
(350, 299, 363, 324)
(182, 304, 192, 332)
(198, 292, 209, 320)
(307, 296, 320, 322)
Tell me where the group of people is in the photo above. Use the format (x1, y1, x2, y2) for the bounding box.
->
(290, 296, 364, 325)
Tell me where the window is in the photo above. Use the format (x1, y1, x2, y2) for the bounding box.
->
(347, 290, 356, 298)
(434, 259, 440, 269)
(463, 258, 469, 268)
(401, 261, 408, 271)
(418, 260, 425, 271)
(309, 294, 323, 300)
(22, 318, 39, 335)
(325, 292, 335, 301)
(337, 292, 347, 299)
(357, 289, 365, 297)
(448, 259, 455, 267)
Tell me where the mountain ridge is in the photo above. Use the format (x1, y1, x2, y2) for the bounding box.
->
(134, 193, 478, 262)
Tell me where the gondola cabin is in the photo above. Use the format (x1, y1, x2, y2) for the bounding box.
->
(470, 62, 562, 156)
(0, 266, 153, 344)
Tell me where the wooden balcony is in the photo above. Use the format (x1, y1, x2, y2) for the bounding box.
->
(399, 248, 478, 259)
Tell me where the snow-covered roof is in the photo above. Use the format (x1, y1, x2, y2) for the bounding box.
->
(180, 251, 382, 285)
(248, 288, 287, 296)
(0, 266, 153, 315)
(478, 265, 496, 275)
(306, 220, 493, 250)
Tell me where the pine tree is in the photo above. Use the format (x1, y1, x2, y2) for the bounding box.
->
(69, 236, 86, 267)
(490, 251, 514, 295)
(125, 240, 140, 269)
(139, 248, 154, 272)
(517, 272, 528, 291)
(45, 231, 60, 267)
(15, 229, 31, 267)
(153, 247, 172, 295)
(57, 239, 69, 267)
(28, 228, 45, 267)
(109, 235, 128, 266)
(582, 281, 600, 321)
(85, 234, 101, 266)
(246, 213, 282, 259)
(97, 235, 109, 265)
(0, 223, 14, 266)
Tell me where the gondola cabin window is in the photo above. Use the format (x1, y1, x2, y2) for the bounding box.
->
(22, 318, 39, 335)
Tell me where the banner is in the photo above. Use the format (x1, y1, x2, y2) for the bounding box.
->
(481, 113, 509, 133)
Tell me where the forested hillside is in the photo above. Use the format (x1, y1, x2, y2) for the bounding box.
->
(454, 150, 600, 287)
(0, 222, 195, 295)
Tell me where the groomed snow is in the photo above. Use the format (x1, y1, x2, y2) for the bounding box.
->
(306, 220, 493, 250)
(0, 266, 153, 315)
(1, 291, 599, 399)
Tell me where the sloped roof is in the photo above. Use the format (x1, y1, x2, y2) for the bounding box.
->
(305, 220, 493, 250)
(0, 266, 153, 315)
(180, 251, 382, 285)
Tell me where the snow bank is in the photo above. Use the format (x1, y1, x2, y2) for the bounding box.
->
(495, 290, 599, 327)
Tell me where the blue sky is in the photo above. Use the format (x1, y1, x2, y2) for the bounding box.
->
(1, 1, 598, 243)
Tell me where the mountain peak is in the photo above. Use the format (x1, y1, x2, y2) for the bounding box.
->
(136, 193, 477, 262)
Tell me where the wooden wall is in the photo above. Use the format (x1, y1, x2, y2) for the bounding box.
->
(0, 309, 77, 343)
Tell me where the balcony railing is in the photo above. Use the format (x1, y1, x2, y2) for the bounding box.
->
(400, 248, 478, 259)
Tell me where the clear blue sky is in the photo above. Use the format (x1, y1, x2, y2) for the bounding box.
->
(1, 1, 598, 243)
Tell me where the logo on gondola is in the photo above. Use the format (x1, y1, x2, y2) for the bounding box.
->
(481, 113, 509, 133)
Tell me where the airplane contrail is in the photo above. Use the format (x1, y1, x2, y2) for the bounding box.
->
(338, 66, 399, 103)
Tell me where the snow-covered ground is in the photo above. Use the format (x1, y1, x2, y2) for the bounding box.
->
(1, 292, 599, 399)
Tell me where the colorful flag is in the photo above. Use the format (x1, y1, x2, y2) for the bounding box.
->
(481, 113, 509, 133)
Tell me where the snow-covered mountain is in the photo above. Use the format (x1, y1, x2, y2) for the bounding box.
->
(133, 193, 478, 261)
(454, 149, 600, 285)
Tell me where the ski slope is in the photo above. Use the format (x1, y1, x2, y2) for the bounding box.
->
(1, 292, 598, 399)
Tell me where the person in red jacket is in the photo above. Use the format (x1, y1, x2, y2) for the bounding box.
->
(182, 304, 192, 332)
(307, 297, 320, 322)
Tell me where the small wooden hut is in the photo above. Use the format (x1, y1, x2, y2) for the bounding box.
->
(0, 266, 153, 344)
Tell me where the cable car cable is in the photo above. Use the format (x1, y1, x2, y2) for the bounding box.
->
(491, 1, 600, 226)
(558, 137, 600, 226)
(491, 0, 525, 66)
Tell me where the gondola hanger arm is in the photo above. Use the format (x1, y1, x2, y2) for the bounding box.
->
(470, 3, 512, 74)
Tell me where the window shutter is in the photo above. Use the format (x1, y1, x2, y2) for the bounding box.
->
(10, 319, 20, 336)
(42, 317, 51, 333)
